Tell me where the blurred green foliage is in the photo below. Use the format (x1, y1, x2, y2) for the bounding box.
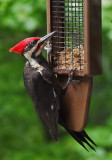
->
(0, 0, 46, 32)
(0, 0, 112, 160)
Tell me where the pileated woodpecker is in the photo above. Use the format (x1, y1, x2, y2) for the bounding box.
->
(9, 31, 96, 151)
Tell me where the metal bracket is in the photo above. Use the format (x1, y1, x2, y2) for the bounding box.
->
(44, 42, 52, 61)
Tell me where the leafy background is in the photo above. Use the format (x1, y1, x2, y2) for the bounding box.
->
(0, 0, 112, 159)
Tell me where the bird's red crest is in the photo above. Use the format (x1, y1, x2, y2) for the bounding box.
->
(9, 37, 40, 54)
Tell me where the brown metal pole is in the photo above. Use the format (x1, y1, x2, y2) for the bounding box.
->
(84, 0, 102, 76)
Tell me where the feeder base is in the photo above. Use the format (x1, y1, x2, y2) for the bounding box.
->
(58, 75, 93, 132)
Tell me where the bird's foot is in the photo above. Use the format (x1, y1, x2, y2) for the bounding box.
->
(63, 70, 74, 90)
(69, 69, 82, 83)
(68, 69, 74, 83)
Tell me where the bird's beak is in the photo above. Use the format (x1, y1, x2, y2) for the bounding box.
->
(39, 31, 56, 45)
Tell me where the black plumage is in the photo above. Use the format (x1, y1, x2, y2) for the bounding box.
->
(23, 54, 96, 151)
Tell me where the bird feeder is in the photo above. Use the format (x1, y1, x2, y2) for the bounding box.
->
(46, 0, 102, 131)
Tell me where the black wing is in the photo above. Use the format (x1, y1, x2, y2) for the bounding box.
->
(23, 64, 60, 141)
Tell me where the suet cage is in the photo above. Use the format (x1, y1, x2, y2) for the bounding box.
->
(46, 0, 102, 131)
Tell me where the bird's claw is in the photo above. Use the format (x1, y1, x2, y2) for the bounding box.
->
(68, 69, 82, 83)
(68, 69, 74, 83)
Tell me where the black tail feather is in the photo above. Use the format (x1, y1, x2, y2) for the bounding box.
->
(81, 130, 97, 146)
(74, 131, 96, 151)
(64, 126, 89, 151)
(60, 120, 96, 151)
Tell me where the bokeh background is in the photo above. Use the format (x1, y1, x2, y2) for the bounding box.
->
(0, 0, 112, 160)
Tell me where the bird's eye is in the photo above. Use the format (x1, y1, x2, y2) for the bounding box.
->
(30, 41, 35, 46)
(23, 40, 37, 53)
